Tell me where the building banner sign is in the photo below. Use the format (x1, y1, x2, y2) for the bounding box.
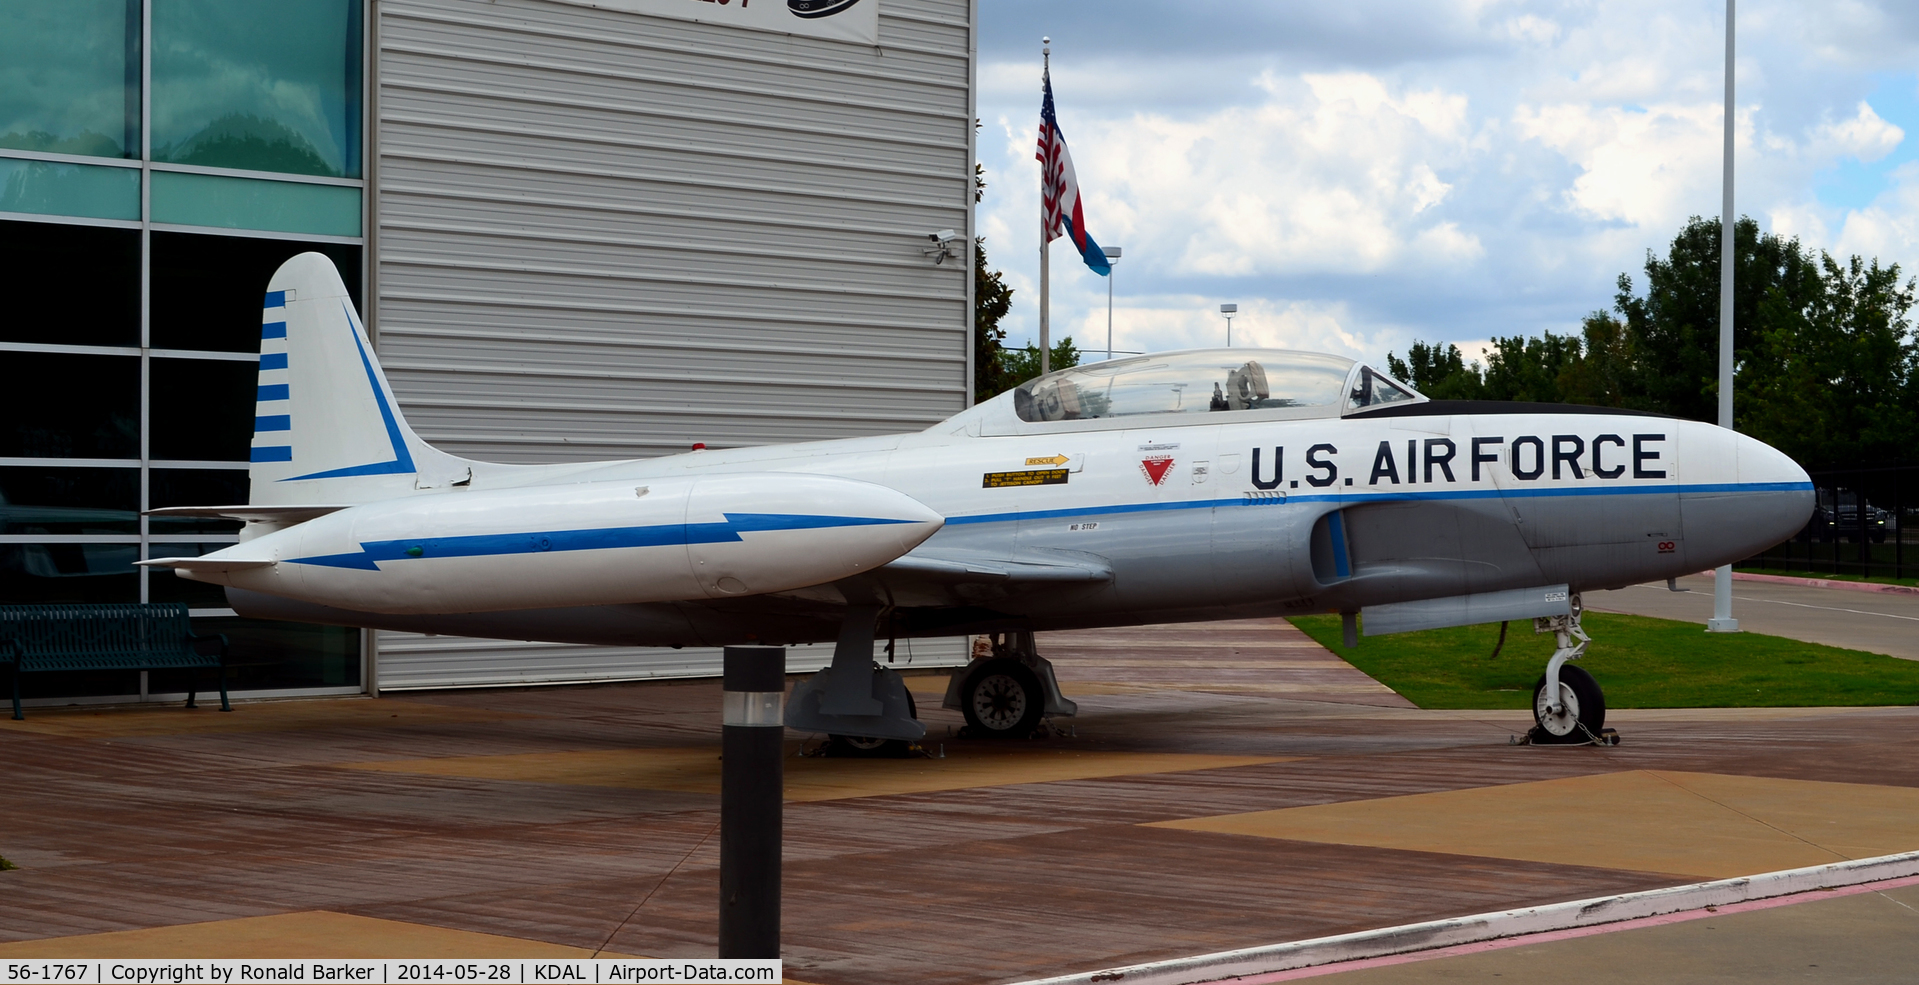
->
(555, 0, 878, 45)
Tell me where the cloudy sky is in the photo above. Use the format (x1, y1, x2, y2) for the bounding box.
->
(973, 0, 1919, 371)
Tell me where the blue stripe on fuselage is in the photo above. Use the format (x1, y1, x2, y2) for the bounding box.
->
(940, 480, 1813, 527)
(283, 512, 914, 570)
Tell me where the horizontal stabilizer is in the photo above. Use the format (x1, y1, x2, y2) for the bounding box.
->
(137, 557, 274, 573)
(146, 505, 348, 524)
(1362, 584, 1572, 636)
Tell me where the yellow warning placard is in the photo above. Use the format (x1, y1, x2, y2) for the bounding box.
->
(983, 468, 1070, 488)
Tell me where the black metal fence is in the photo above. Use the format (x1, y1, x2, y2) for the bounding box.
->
(1743, 464, 1915, 582)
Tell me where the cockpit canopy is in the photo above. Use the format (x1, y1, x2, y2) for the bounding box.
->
(1011, 348, 1420, 424)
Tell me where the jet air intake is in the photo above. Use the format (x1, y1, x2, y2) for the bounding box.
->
(144, 473, 944, 615)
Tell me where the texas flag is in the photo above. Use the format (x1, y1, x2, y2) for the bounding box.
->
(1037, 68, 1111, 276)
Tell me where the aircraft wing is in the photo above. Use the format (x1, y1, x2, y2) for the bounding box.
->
(863, 549, 1113, 606)
(883, 551, 1112, 584)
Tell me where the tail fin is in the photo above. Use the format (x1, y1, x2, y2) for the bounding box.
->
(250, 253, 471, 506)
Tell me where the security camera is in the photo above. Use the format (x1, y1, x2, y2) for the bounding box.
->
(930, 229, 961, 245)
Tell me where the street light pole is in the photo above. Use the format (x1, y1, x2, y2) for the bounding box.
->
(1103, 246, 1122, 360)
(1220, 303, 1237, 347)
(1709, 0, 1740, 633)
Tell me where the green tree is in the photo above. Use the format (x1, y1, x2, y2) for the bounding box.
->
(1613, 216, 1823, 421)
(1739, 253, 1918, 466)
(1386, 213, 1919, 468)
(1002, 336, 1081, 384)
(974, 236, 1015, 403)
(1385, 341, 1483, 399)
(1478, 331, 1586, 402)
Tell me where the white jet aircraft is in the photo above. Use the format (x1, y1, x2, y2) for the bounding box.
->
(145, 255, 1815, 748)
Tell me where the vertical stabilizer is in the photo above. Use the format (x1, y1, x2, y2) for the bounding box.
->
(249, 253, 468, 506)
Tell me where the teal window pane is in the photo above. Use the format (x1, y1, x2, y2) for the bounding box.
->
(152, 0, 363, 178)
(150, 171, 361, 237)
(0, 159, 140, 221)
(0, 0, 140, 158)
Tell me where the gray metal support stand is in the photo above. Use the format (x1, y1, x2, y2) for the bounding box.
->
(719, 646, 784, 960)
(822, 604, 883, 716)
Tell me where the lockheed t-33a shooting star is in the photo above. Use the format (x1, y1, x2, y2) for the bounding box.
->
(144, 255, 1815, 748)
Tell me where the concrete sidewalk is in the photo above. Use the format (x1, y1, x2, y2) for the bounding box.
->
(3, 618, 1916, 984)
(1585, 573, 1919, 660)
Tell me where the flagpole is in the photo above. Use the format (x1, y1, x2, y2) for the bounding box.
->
(1038, 37, 1051, 377)
(1709, 0, 1739, 633)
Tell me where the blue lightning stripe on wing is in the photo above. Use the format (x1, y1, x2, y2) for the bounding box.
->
(283, 512, 914, 570)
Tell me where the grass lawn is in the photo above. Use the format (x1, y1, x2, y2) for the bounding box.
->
(1290, 612, 1919, 710)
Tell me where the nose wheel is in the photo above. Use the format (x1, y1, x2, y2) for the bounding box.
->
(1521, 599, 1619, 746)
(1530, 664, 1607, 744)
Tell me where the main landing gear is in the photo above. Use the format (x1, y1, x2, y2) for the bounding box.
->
(786, 612, 1082, 748)
(942, 631, 1078, 739)
(1524, 596, 1618, 746)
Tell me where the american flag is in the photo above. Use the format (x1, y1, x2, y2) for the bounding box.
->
(1037, 67, 1110, 276)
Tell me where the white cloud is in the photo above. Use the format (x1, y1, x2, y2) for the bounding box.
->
(1048, 72, 1482, 279)
(1514, 101, 1732, 229)
(1806, 101, 1904, 162)
(975, 0, 1919, 370)
(1833, 161, 1919, 263)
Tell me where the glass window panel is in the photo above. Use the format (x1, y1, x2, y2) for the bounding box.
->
(151, 0, 362, 178)
(0, 219, 140, 346)
(0, 541, 138, 604)
(147, 542, 236, 607)
(150, 468, 248, 533)
(150, 357, 256, 462)
(0, 160, 141, 221)
(0, 0, 140, 158)
(150, 171, 362, 237)
(149, 618, 361, 693)
(0, 351, 138, 458)
(0, 466, 139, 535)
(152, 232, 360, 352)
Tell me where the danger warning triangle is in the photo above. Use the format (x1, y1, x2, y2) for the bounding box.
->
(1140, 457, 1175, 485)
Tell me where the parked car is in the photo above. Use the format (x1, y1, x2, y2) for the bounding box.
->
(1808, 491, 1891, 543)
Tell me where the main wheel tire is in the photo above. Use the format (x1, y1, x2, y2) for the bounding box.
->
(960, 658, 1045, 738)
(829, 690, 916, 758)
(1531, 664, 1606, 744)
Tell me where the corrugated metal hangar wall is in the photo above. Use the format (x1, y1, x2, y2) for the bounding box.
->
(363, 0, 977, 688)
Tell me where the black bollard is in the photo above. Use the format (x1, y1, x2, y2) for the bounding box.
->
(719, 646, 784, 959)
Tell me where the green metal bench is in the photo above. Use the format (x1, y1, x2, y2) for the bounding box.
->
(1, 603, 230, 720)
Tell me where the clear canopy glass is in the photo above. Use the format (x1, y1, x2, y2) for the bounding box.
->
(1013, 349, 1407, 423)
(1345, 365, 1419, 412)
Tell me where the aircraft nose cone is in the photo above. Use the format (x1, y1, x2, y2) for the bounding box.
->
(1681, 425, 1814, 568)
(1739, 432, 1816, 545)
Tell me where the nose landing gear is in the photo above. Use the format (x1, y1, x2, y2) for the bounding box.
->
(1524, 598, 1619, 746)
